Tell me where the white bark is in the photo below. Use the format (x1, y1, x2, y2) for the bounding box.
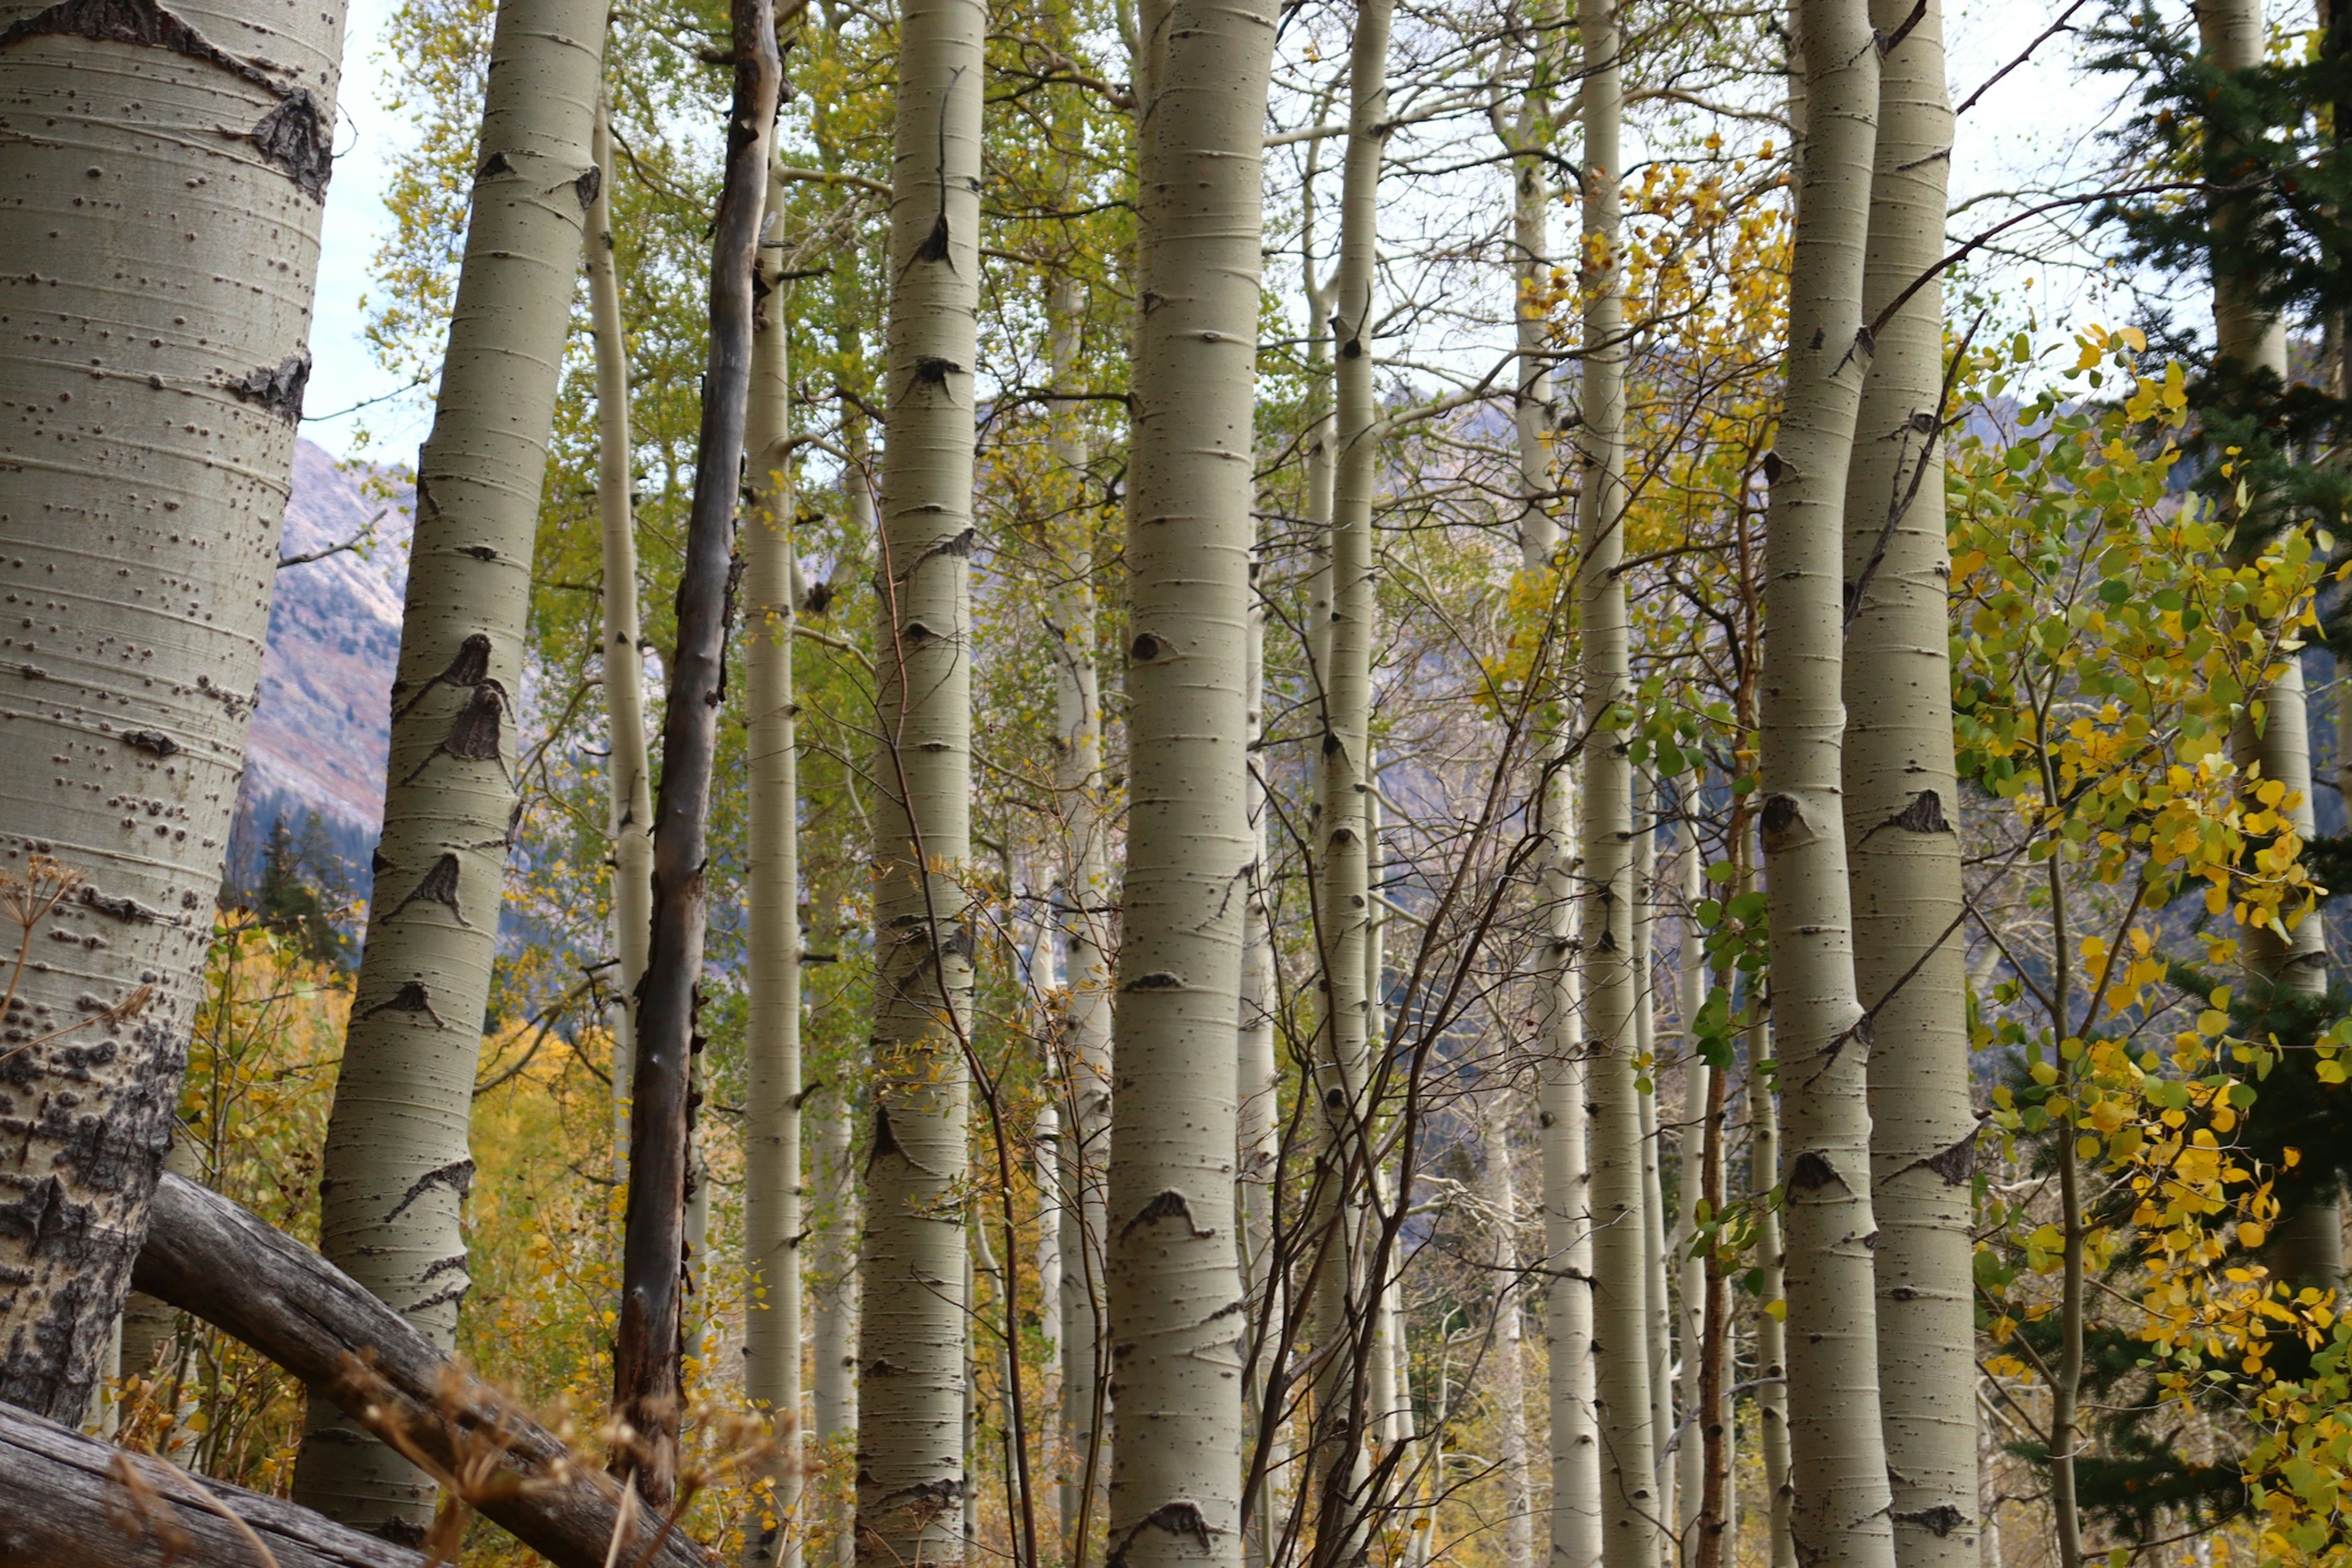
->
(1758, 5, 1894, 1568)
(1841, 5, 1976, 1566)
(1747, 1011, 1794, 1568)
(589, 94, 652, 1182)
(1104, 4, 1277, 1568)
(744, 162, 804, 1568)
(0, 0, 343, 1420)
(855, 0, 982, 1557)
(1577, 4, 1658, 1562)
(297, 0, 605, 1526)
(1633, 788, 1674, 1528)
(1672, 818, 1707, 1545)
(1488, 1103, 1536, 1568)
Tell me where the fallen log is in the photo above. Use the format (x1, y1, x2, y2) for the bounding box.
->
(134, 1173, 714, 1568)
(0, 1398, 423, 1568)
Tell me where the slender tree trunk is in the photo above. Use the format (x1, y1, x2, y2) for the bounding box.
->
(1240, 540, 1281, 1568)
(1306, 0, 1391, 1552)
(1633, 788, 1675, 1530)
(1746, 1005, 1793, 1568)
(856, 0, 982, 1558)
(0, 0, 341, 1420)
(1757, 6, 1894, 1568)
(1489, 1104, 1536, 1568)
(1047, 265, 1114, 1566)
(744, 163, 804, 1568)
(813, 1032, 861, 1568)
(1673, 816, 1708, 1553)
(589, 92, 654, 1183)
(1105, 2, 1277, 1568)
(1841, 5, 1975, 1567)
(295, 0, 605, 1524)
(2200, 0, 2342, 1291)
(611, 0, 779, 1506)
(1577, 6, 1658, 1563)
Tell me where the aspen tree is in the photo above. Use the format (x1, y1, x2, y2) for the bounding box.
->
(2199, 0, 2339, 1289)
(1839, 3, 1974, 1565)
(1104, 0, 1277, 1566)
(296, 0, 608, 1522)
(1306, 0, 1390, 1548)
(1757, 4, 1894, 1567)
(1672, 816, 1708, 1548)
(1488, 1102, 1536, 1568)
(1747, 1009, 1794, 1568)
(0, 0, 342, 1418)
(854, 0, 982, 1553)
(743, 162, 804, 1568)
(1632, 790, 1674, 1528)
(1049, 265, 1113, 1556)
(1577, 2, 1658, 1562)
(588, 94, 652, 1179)
(612, 0, 779, 1502)
(1240, 546, 1283, 1568)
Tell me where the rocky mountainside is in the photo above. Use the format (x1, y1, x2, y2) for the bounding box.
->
(227, 440, 410, 881)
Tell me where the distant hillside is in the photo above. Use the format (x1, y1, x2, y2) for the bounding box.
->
(225, 440, 410, 886)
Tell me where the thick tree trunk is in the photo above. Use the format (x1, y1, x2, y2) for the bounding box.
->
(0, 1402, 426, 1568)
(134, 1172, 712, 1568)
(1104, 5, 1277, 1568)
(1758, 6, 1894, 1568)
(855, 0, 982, 1559)
(1840, 6, 1975, 1568)
(1306, 0, 1391, 1555)
(2200, 0, 2342, 1292)
(612, 0, 780, 1506)
(296, 0, 606, 1524)
(589, 92, 655, 1180)
(742, 162, 804, 1568)
(1577, 6, 1658, 1564)
(0, 0, 342, 1422)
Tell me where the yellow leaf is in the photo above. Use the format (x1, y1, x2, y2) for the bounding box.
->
(1764, 1298, 1787, 1322)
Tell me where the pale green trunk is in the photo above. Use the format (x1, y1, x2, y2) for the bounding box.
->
(744, 164, 804, 1568)
(1104, 6, 1276, 1568)
(854, 0, 982, 1557)
(589, 95, 653, 1184)
(296, 0, 605, 1526)
(1758, 6, 1894, 1568)
(0, 0, 342, 1420)
(1840, 5, 1976, 1567)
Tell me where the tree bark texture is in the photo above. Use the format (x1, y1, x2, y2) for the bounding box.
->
(1488, 1103, 1536, 1568)
(0, 0, 342, 1422)
(0, 1400, 426, 1568)
(135, 1171, 712, 1568)
(612, 0, 780, 1504)
(1632, 796, 1674, 1529)
(1841, 4, 1977, 1566)
(1577, 5, 1658, 1563)
(742, 161, 804, 1568)
(295, 0, 606, 1525)
(854, 0, 982, 1559)
(1758, 5, 1895, 1568)
(589, 92, 655, 1180)
(1105, 4, 1277, 1568)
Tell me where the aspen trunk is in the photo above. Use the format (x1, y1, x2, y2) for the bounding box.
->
(1240, 540, 1282, 1568)
(611, 0, 779, 1504)
(1633, 793, 1675, 1529)
(1488, 1104, 1536, 1568)
(856, 0, 982, 1557)
(1758, 6, 1894, 1568)
(296, 0, 606, 1522)
(1105, 3, 1277, 1568)
(1672, 818, 1708, 1550)
(812, 1054, 860, 1568)
(589, 93, 654, 1181)
(743, 163, 804, 1568)
(1047, 265, 1114, 1562)
(2200, 0, 2342, 1292)
(1841, 4, 1976, 1566)
(1577, 4, 1658, 1562)
(1747, 1008, 1794, 1568)
(1305, 0, 1390, 1554)
(0, 0, 342, 1420)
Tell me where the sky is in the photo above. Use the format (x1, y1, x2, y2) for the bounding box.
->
(291, 0, 2173, 464)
